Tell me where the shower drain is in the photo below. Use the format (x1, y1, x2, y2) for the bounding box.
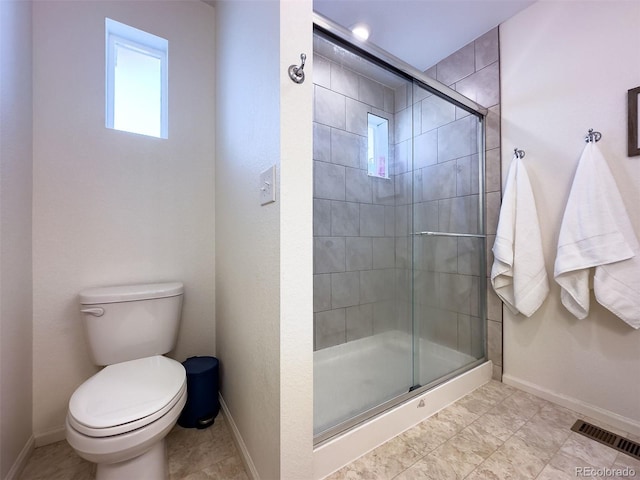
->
(571, 420, 640, 461)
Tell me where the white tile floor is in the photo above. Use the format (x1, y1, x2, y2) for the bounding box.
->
(19, 381, 640, 480)
(326, 381, 640, 480)
(19, 416, 248, 480)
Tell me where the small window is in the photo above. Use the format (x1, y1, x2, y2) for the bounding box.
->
(367, 113, 389, 179)
(105, 18, 168, 138)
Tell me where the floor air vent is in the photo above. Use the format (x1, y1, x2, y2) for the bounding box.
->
(571, 420, 640, 461)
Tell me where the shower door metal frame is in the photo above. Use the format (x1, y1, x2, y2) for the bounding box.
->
(312, 14, 488, 446)
(313, 13, 488, 118)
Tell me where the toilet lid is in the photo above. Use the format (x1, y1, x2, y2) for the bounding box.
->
(69, 356, 186, 434)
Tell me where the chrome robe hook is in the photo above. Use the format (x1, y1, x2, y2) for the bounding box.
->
(288, 53, 306, 84)
(585, 128, 602, 143)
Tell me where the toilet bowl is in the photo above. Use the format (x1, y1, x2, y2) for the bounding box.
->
(66, 356, 187, 480)
(66, 282, 186, 480)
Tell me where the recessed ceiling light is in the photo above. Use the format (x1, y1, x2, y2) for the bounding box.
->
(351, 23, 370, 41)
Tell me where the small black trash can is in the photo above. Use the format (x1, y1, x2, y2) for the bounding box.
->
(178, 356, 219, 429)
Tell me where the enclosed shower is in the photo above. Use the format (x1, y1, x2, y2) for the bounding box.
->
(312, 17, 488, 447)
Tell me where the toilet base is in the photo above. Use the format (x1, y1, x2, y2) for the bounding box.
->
(97, 439, 166, 480)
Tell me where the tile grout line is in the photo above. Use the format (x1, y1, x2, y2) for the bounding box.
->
(458, 387, 553, 480)
(460, 389, 517, 479)
(391, 382, 517, 480)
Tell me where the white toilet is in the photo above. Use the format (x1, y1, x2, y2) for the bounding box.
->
(66, 282, 187, 480)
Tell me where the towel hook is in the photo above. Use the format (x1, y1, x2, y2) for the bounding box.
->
(288, 53, 306, 84)
(513, 148, 526, 159)
(585, 129, 602, 143)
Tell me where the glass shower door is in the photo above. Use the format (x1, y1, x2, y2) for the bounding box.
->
(411, 81, 486, 388)
(312, 31, 416, 440)
(312, 29, 487, 443)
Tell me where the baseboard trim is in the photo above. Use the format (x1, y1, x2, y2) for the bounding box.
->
(33, 425, 65, 447)
(4, 435, 34, 480)
(502, 374, 640, 437)
(219, 394, 259, 480)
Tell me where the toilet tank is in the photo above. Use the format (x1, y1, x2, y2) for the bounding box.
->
(79, 282, 184, 366)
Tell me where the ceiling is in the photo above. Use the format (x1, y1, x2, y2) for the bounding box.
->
(313, 0, 535, 71)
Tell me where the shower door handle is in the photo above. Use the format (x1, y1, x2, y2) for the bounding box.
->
(411, 231, 486, 238)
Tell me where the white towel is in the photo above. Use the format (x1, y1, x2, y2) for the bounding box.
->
(554, 142, 640, 328)
(491, 155, 549, 317)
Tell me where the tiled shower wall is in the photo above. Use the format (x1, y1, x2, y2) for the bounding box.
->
(313, 27, 502, 381)
(423, 28, 503, 380)
(313, 53, 409, 350)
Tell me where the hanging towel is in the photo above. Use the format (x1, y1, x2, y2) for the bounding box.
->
(491, 155, 549, 317)
(554, 142, 640, 328)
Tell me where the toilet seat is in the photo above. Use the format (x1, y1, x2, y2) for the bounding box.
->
(68, 356, 186, 438)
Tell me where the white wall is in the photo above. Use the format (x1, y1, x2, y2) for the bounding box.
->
(215, 2, 281, 476)
(501, 1, 640, 434)
(278, 2, 314, 476)
(32, 0, 215, 440)
(0, 1, 34, 477)
(215, 0, 312, 477)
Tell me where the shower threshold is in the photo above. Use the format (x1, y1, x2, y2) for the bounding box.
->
(313, 357, 491, 479)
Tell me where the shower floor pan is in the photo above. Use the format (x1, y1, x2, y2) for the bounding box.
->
(313, 330, 491, 479)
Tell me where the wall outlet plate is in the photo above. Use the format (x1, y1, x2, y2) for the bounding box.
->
(260, 165, 276, 206)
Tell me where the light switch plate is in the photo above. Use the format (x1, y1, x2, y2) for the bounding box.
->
(260, 165, 276, 206)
